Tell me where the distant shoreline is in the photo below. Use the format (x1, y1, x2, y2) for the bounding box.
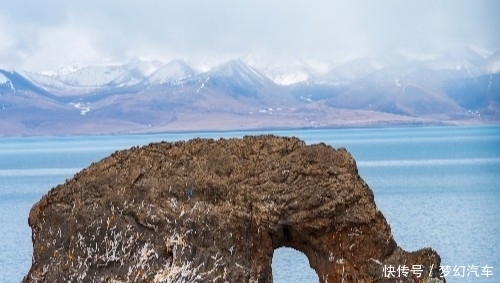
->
(1, 118, 497, 138)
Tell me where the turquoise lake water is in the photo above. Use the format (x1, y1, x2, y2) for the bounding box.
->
(1, 125, 499, 282)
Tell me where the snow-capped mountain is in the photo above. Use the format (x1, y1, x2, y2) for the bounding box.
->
(20, 71, 74, 92)
(176, 59, 282, 103)
(149, 59, 293, 110)
(1, 49, 499, 136)
(146, 60, 196, 85)
(437, 46, 487, 70)
(207, 59, 270, 87)
(321, 58, 386, 85)
(21, 60, 164, 95)
(409, 46, 488, 79)
(0, 69, 55, 97)
(54, 62, 155, 87)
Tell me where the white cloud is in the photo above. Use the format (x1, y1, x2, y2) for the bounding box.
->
(24, 22, 103, 72)
(0, 22, 15, 55)
(0, 0, 499, 72)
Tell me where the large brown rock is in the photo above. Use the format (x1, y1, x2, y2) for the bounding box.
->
(23, 136, 443, 282)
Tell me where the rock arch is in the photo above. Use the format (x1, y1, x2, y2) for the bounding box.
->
(24, 136, 443, 282)
(272, 247, 318, 282)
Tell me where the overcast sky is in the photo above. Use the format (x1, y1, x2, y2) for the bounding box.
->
(1, 0, 499, 72)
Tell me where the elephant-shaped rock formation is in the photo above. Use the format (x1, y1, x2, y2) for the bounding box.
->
(24, 136, 443, 282)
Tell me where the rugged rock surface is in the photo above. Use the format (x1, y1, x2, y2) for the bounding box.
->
(24, 136, 443, 282)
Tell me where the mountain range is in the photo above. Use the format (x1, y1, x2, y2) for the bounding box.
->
(1, 47, 499, 136)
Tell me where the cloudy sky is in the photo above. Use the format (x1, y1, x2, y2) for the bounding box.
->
(1, 0, 499, 72)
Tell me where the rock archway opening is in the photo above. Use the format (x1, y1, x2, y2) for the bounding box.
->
(272, 247, 319, 283)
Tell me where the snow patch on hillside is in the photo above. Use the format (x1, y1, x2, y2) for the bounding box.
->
(72, 102, 91, 115)
(0, 73, 9, 84)
(0, 73, 14, 89)
(264, 67, 310, 85)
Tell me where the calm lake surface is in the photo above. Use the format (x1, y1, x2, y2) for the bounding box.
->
(1, 126, 499, 283)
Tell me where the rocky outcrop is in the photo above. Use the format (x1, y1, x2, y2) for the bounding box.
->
(23, 136, 443, 282)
